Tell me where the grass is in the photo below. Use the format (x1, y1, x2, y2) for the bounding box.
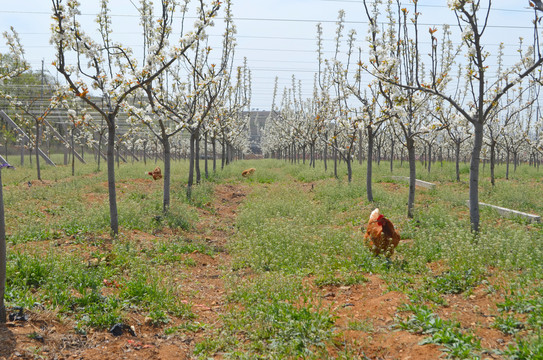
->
(397, 304, 482, 359)
(2, 156, 543, 358)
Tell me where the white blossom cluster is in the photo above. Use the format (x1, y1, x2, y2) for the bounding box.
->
(1, 28, 29, 82)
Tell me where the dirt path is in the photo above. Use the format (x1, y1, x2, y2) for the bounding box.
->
(143, 183, 250, 359)
(181, 184, 249, 345)
(0, 183, 249, 360)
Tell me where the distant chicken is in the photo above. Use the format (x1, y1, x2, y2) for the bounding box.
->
(241, 168, 256, 177)
(363, 208, 401, 258)
(148, 166, 163, 180)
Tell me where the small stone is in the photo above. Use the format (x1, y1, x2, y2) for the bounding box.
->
(109, 323, 136, 337)
(9, 307, 28, 322)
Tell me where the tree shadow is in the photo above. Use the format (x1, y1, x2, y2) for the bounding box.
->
(0, 324, 16, 358)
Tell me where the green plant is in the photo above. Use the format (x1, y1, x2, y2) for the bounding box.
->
(79, 297, 123, 329)
(347, 319, 374, 332)
(425, 269, 482, 295)
(226, 299, 335, 357)
(398, 303, 482, 359)
(424, 327, 481, 359)
(397, 304, 444, 334)
(504, 335, 543, 359)
(147, 309, 170, 326)
(493, 314, 524, 335)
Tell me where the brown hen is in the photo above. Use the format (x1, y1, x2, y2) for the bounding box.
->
(363, 208, 401, 258)
(241, 168, 256, 177)
(148, 166, 163, 180)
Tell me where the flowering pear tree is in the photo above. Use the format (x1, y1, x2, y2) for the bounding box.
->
(363, 0, 449, 217)
(340, 3, 394, 199)
(50, 0, 221, 234)
(0, 162, 15, 324)
(501, 111, 530, 178)
(58, 94, 96, 175)
(363, 0, 543, 231)
(125, 0, 236, 203)
(525, 99, 543, 167)
(314, 13, 365, 182)
(0, 28, 26, 324)
(335, 12, 388, 198)
(261, 84, 291, 160)
(211, 61, 252, 170)
(485, 88, 527, 185)
(432, 64, 473, 181)
(304, 77, 330, 168)
(3, 86, 59, 181)
(1, 29, 56, 179)
(264, 77, 302, 162)
(0, 28, 28, 81)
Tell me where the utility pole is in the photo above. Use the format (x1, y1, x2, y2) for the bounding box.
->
(35, 59, 45, 180)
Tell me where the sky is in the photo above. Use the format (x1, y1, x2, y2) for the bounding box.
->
(0, 0, 539, 111)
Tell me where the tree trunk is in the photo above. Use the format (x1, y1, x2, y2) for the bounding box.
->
(71, 128, 75, 176)
(0, 169, 7, 323)
(204, 132, 209, 179)
(311, 142, 316, 168)
(390, 137, 394, 173)
(107, 119, 119, 236)
(162, 138, 171, 213)
(143, 141, 147, 165)
(20, 139, 24, 166)
(226, 144, 231, 165)
(490, 140, 496, 186)
(455, 142, 461, 182)
(427, 143, 432, 174)
(323, 141, 328, 172)
(407, 138, 416, 219)
(358, 129, 363, 165)
(35, 120, 41, 181)
(366, 126, 374, 202)
(333, 146, 338, 179)
(187, 132, 196, 200)
(505, 149, 510, 180)
(97, 132, 103, 171)
(469, 122, 483, 233)
(212, 137, 216, 173)
(195, 129, 201, 184)
(346, 154, 352, 183)
(221, 140, 226, 170)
